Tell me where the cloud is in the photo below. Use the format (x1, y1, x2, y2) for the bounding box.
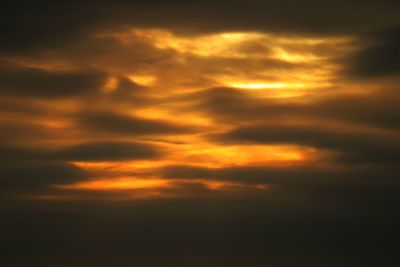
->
(0, 161, 86, 195)
(311, 91, 400, 130)
(346, 26, 400, 78)
(161, 162, 400, 186)
(179, 86, 400, 130)
(0, 140, 163, 163)
(1, 1, 400, 56)
(79, 111, 192, 136)
(1, 2, 400, 266)
(0, 144, 46, 161)
(0, 121, 50, 143)
(55, 141, 162, 162)
(0, 140, 163, 194)
(212, 123, 400, 164)
(0, 144, 80, 194)
(0, 63, 105, 98)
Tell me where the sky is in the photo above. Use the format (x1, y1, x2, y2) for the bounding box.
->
(1, 1, 400, 266)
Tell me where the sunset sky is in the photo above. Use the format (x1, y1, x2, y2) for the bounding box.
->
(1, 1, 400, 266)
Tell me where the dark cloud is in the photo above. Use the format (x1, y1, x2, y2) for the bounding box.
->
(181, 87, 400, 130)
(0, 140, 162, 162)
(0, 161, 86, 195)
(346, 26, 400, 77)
(0, 144, 81, 194)
(0, 140, 163, 195)
(311, 91, 400, 130)
(55, 141, 162, 162)
(0, 98, 48, 115)
(80, 111, 192, 136)
(213, 123, 400, 164)
(0, 1, 107, 55)
(0, 63, 105, 98)
(1, 1, 400, 55)
(0, 121, 50, 143)
(179, 87, 290, 120)
(162, 163, 400, 187)
(0, 144, 46, 161)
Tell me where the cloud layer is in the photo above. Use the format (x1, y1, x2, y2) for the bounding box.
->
(1, 2, 400, 266)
